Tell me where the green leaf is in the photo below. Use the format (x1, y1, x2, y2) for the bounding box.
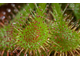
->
(70, 3, 80, 24)
(0, 3, 5, 6)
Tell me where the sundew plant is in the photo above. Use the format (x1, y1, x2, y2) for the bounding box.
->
(0, 3, 80, 56)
